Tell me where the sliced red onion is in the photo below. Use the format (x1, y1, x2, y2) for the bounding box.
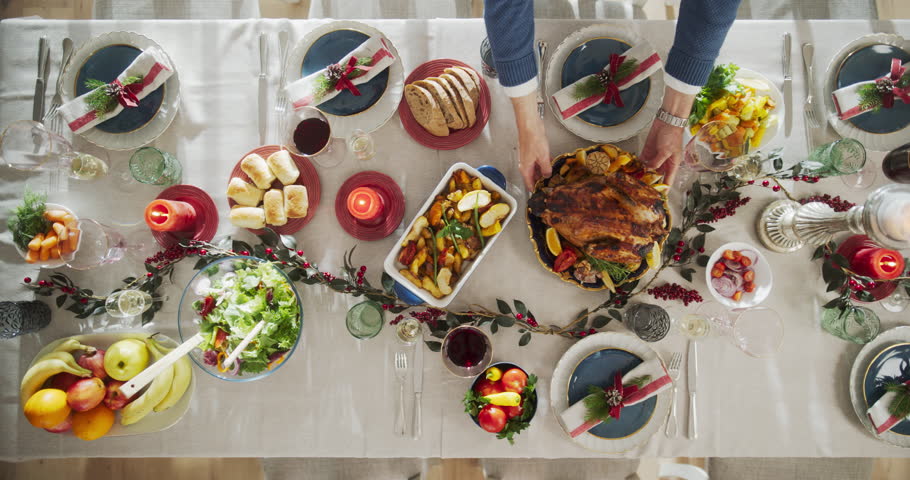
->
(711, 276, 736, 297)
(722, 259, 747, 272)
(202, 349, 218, 366)
(740, 250, 759, 266)
(228, 358, 241, 375)
(724, 270, 744, 290)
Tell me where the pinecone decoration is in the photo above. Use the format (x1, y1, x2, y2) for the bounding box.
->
(604, 387, 623, 407)
(596, 68, 613, 86)
(586, 151, 611, 175)
(875, 77, 894, 94)
(104, 82, 122, 98)
(326, 63, 345, 83)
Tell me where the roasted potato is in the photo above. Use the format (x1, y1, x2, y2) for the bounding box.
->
(437, 268, 454, 295)
(400, 269, 422, 288)
(402, 216, 428, 245)
(480, 203, 510, 228)
(421, 275, 444, 298)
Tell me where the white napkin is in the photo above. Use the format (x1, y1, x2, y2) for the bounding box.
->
(867, 379, 910, 435)
(285, 36, 396, 109)
(559, 356, 671, 438)
(551, 43, 662, 121)
(832, 58, 910, 120)
(58, 46, 175, 134)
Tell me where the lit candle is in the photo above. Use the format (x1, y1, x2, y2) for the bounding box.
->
(346, 187, 385, 224)
(144, 199, 197, 232)
(851, 247, 906, 280)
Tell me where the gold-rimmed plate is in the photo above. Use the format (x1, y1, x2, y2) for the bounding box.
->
(527, 144, 671, 291)
(284, 21, 404, 139)
(61, 31, 180, 151)
(849, 326, 910, 447)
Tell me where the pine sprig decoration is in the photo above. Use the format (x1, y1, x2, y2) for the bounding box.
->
(312, 57, 375, 101)
(886, 382, 910, 420)
(583, 385, 615, 424)
(571, 58, 639, 101)
(856, 83, 883, 112)
(83, 75, 144, 118)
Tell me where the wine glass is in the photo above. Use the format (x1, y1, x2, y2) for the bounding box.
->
(105, 290, 154, 318)
(694, 301, 785, 357)
(880, 284, 910, 313)
(61, 219, 128, 270)
(808, 138, 874, 189)
(284, 106, 342, 168)
(441, 325, 493, 378)
(0, 120, 109, 180)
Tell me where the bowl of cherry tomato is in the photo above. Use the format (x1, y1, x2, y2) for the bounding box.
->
(705, 241, 772, 309)
(462, 362, 537, 444)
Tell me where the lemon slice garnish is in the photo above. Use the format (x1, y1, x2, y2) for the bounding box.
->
(545, 227, 562, 256)
(457, 189, 491, 212)
(646, 241, 661, 269)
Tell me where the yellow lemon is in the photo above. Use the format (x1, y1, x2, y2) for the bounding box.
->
(483, 392, 522, 407)
(71, 404, 115, 441)
(545, 228, 562, 256)
(24, 389, 71, 429)
(485, 367, 502, 382)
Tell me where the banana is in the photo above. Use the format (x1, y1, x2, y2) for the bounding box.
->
(20, 357, 92, 406)
(148, 338, 192, 413)
(120, 341, 174, 426)
(50, 338, 92, 354)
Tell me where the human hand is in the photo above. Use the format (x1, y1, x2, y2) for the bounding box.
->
(640, 119, 684, 185)
(510, 92, 551, 190)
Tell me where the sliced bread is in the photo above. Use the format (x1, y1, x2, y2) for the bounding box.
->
(460, 66, 481, 93)
(440, 73, 476, 128)
(445, 67, 479, 105)
(413, 79, 464, 130)
(428, 76, 467, 129)
(405, 84, 449, 137)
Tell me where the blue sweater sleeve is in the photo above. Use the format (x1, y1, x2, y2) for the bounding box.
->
(665, 0, 742, 86)
(483, 0, 537, 87)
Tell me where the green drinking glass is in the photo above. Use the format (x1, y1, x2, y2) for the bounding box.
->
(346, 300, 385, 339)
(821, 305, 880, 344)
(129, 147, 182, 185)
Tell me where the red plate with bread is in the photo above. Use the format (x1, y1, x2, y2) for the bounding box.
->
(399, 59, 491, 150)
(226, 145, 321, 235)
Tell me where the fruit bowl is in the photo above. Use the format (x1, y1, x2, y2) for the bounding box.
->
(24, 332, 194, 438)
(463, 362, 537, 444)
(177, 255, 303, 382)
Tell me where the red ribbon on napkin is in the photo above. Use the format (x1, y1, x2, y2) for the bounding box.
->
(111, 79, 144, 108)
(601, 54, 626, 108)
(334, 57, 363, 96)
(882, 58, 910, 109)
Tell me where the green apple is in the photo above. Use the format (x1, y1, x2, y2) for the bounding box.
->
(103, 339, 149, 381)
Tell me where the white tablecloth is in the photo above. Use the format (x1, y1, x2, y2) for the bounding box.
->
(1, 18, 909, 460)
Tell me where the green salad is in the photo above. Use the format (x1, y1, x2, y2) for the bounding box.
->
(194, 260, 300, 375)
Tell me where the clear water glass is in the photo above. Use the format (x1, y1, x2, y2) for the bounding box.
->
(396, 317, 422, 345)
(677, 312, 711, 339)
(1, 120, 109, 179)
(61, 219, 127, 270)
(348, 129, 375, 161)
(821, 305, 880, 344)
(105, 290, 153, 318)
(624, 303, 671, 342)
(129, 147, 182, 185)
(695, 302, 784, 357)
(346, 300, 384, 339)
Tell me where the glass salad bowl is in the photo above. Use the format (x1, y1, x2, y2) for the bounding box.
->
(177, 255, 303, 382)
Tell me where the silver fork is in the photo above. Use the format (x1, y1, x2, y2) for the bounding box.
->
(802, 42, 820, 129)
(394, 351, 408, 436)
(274, 31, 290, 143)
(664, 352, 682, 437)
(44, 38, 74, 134)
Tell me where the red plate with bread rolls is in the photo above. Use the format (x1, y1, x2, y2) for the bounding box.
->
(226, 145, 321, 235)
(399, 59, 491, 150)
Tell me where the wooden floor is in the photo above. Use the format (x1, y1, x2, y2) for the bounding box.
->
(1, 0, 910, 479)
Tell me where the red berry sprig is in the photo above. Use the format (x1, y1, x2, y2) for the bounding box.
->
(647, 282, 704, 306)
(698, 196, 752, 224)
(800, 194, 856, 213)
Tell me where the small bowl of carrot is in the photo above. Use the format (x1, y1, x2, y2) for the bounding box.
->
(16, 203, 81, 268)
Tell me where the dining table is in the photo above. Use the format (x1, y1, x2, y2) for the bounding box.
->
(1, 17, 910, 461)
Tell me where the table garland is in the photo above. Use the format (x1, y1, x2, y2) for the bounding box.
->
(23, 151, 868, 351)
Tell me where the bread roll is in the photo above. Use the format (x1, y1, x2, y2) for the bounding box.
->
(229, 206, 266, 229)
(414, 79, 463, 129)
(227, 177, 264, 207)
(440, 73, 476, 128)
(284, 184, 309, 218)
(266, 149, 300, 185)
(404, 84, 448, 137)
(263, 189, 288, 226)
(240, 153, 275, 189)
(445, 67, 479, 105)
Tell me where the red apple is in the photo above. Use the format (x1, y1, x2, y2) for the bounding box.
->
(44, 414, 73, 433)
(103, 380, 131, 411)
(77, 348, 107, 380)
(478, 404, 508, 433)
(474, 379, 504, 397)
(49, 372, 81, 391)
(66, 377, 105, 412)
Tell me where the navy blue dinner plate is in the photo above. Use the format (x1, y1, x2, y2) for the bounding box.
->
(836, 44, 910, 134)
(301, 29, 389, 117)
(863, 343, 910, 436)
(74, 44, 165, 134)
(567, 348, 657, 439)
(560, 37, 649, 127)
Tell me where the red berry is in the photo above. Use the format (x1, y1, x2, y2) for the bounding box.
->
(265, 248, 273, 255)
(23, 277, 31, 283)
(79, 298, 87, 304)
(762, 180, 770, 187)
(812, 177, 820, 182)
(147, 272, 153, 278)
(303, 262, 311, 268)
(698, 247, 705, 253)
(675, 248, 683, 254)
(747, 180, 754, 184)
(801, 175, 809, 181)
(772, 186, 781, 192)
(677, 241, 685, 247)
(792, 176, 800, 181)
(297, 250, 304, 256)
(673, 254, 681, 261)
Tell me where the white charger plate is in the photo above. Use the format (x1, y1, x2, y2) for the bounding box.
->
(848, 326, 910, 448)
(705, 241, 773, 309)
(61, 31, 180, 151)
(824, 33, 910, 152)
(28, 332, 194, 437)
(284, 20, 404, 139)
(550, 332, 670, 454)
(545, 24, 664, 144)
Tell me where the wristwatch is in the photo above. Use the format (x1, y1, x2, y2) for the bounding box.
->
(656, 108, 688, 128)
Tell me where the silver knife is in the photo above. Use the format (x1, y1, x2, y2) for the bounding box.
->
(258, 33, 269, 145)
(782, 33, 792, 137)
(33, 36, 49, 122)
(412, 342, 424, 439)
(687, 340, 698, 439)
(535, 40, 547, 118)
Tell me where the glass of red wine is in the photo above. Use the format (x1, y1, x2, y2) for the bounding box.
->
(441, 325, 493, 378)
(284, 106, 341, 168)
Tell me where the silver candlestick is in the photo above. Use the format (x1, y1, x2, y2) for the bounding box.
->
(757, 184, 910, 253)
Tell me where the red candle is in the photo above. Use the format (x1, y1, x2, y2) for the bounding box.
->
(851, 247, 905, 280)
(144, 199, 197, 232)
(346, 187, 385, 224)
